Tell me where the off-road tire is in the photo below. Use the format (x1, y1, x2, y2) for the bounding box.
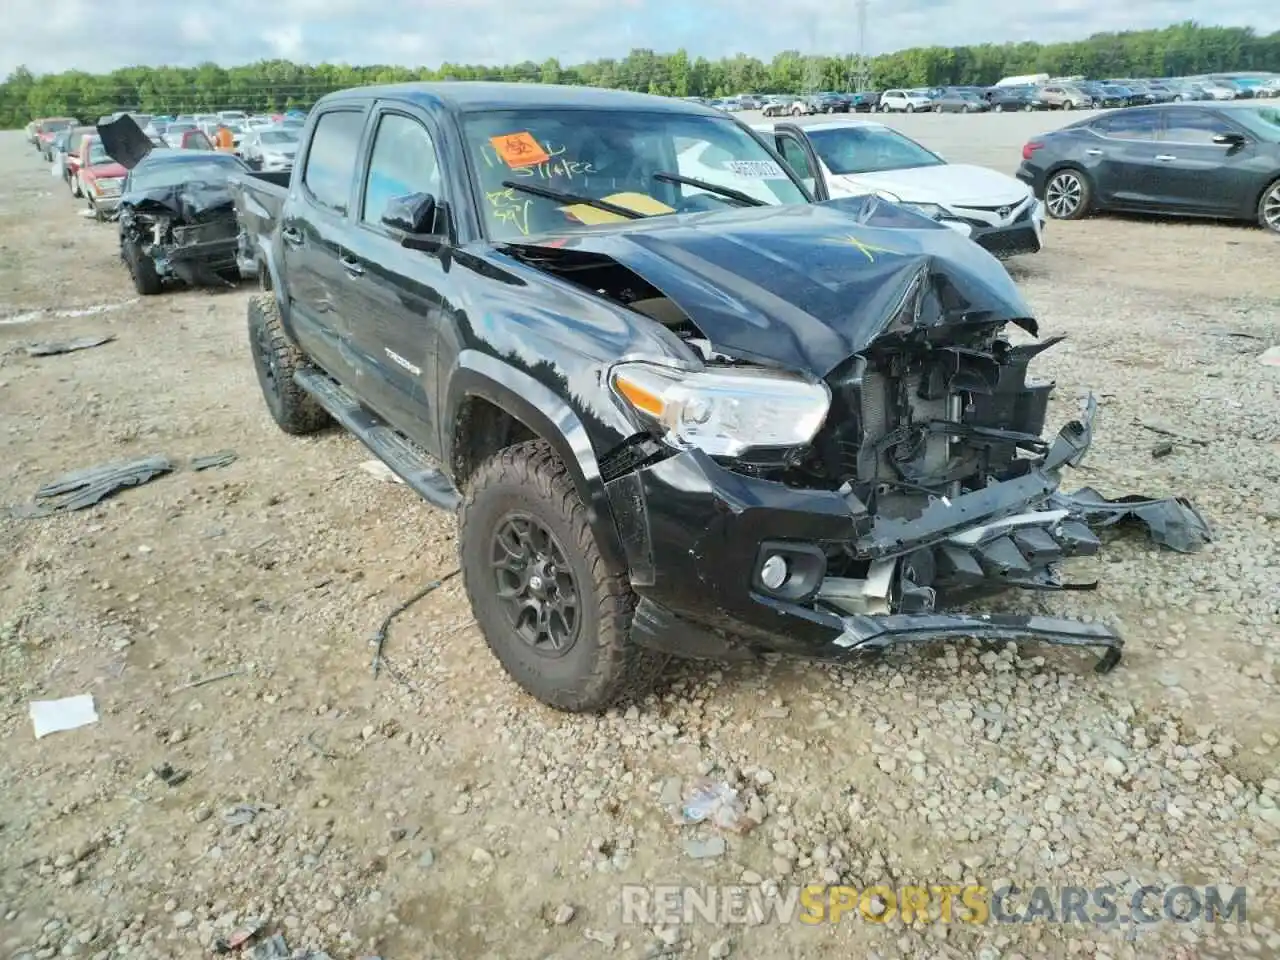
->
(459, 440, 668, 713)
(246, 293, 331, 435)
(123, 239, 162, 295)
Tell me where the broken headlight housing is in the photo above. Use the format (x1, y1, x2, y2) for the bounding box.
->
(609, 361, 831, 457)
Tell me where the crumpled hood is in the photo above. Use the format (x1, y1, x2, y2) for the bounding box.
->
(122, 180, 237, 221)
(832, 164, 1032, 207)
(502, 195, 1035, 377)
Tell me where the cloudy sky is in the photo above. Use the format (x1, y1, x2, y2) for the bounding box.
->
(3, 0, 1273, 78)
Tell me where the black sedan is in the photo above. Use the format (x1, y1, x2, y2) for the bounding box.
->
(985, 86, 1046, 112)
(1016, 102, 1280, 234)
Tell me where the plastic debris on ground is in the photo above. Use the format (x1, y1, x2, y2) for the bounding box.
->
(358, 460, 404, 484)
(30, 695, 99, 738)
(191, 450, 238, 471)
(673, 778, 752, 833)
(10, 455, 175, 518)
(1260, 346, 1280, 367)
(25, 333, 116, 357)
(223, 803, 264, 828)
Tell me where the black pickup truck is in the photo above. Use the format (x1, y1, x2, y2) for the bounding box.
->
(231, 82, 1209, 712)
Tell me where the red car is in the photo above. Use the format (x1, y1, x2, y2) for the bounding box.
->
(177, 129, 215, 150)
(76, 136, 128, 221)
(63, 126, 97, 196)
(36, 117, 77, 160)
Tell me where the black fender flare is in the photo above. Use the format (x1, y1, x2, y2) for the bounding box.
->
(255, 241, 298, 342)
(445, 350, 628, 576)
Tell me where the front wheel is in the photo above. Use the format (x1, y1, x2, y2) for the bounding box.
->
(460, 440, 667, 713)
(1258, 178, 1280, 234)
(1044, 168, 1092, 220)
(1063, 100, 1074, 110)
(905, 103, 915, 113)
(994, 103, 1005, 113)
(122, 239, 162, 294)
(792, 106, 804, 116)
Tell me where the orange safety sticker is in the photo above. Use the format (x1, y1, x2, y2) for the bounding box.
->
(490, 132, 551, 168)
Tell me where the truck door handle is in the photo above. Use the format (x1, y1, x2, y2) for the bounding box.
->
(281, 226, 303, 245)
(339, 255, 365, 276)
(1085, 149, 1103, 156)
(1155, 154, 1177, 162)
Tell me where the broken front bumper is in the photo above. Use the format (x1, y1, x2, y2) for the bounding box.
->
(607, 397, 1210, 672)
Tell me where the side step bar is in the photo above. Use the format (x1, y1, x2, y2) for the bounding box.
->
(294, 369, 461, 512)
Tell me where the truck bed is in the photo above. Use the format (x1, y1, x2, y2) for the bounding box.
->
(230, 171, 291, 280)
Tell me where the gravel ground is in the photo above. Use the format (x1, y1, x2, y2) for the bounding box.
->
(1, 118, 1278, 960)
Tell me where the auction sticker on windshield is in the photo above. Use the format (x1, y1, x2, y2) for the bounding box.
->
(725, 159, 786, 179)
(490, 132, 551, 168)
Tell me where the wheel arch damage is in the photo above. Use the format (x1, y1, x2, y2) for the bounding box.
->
(446, 350, 636, 577)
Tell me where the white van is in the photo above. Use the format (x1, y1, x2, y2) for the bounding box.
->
(995, 73, 1049, 88)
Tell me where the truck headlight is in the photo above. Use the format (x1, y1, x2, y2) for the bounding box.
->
(609, 361, 831, 457)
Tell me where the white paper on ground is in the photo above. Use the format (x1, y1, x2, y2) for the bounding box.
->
(30, 695, 99, 738)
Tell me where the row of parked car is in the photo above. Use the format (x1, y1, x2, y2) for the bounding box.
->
(698, 72, 1280, 118)
(23, 112, 307, 295)
(25, 111, 305, 222)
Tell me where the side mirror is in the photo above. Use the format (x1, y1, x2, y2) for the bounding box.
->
(381, 192, 438, 235)
(1212, 132, 1246, 147)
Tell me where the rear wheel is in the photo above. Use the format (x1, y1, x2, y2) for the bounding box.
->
(1045, 168, 1092, 220)
(1023, 102, 1034, 112)
(246, 294, 331, 435)
(1258, 179, 1280, 234)
(1063, 100, 1074, 110)
(459, 440, 667, 713)
(994, 103, 1005, 113)
(791, 106, 804, 116)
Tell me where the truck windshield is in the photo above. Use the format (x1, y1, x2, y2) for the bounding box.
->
(461, 109, 808, 241)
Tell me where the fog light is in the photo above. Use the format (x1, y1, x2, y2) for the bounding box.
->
(760, 554, 789, 590)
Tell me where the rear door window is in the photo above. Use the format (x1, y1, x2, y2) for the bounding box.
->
(302, 109, 366, 214)
(1096, 111, 1159, 140)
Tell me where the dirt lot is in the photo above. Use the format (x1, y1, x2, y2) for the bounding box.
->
(1, 119, 1278, 960)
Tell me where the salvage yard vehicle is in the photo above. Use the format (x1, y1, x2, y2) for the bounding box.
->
(76, 137, 127, 221)
(239, 127, 301, 172)
(98, 116, 263, 293)
(878, 89, 933, 112)
(233, 82, 1209, 713)
(1018, 102, 1280, 233)
(984, 86, 1047, 112)
(751, 119, 1047, 258)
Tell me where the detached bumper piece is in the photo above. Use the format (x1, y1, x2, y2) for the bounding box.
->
(829, 613, 1123, 674)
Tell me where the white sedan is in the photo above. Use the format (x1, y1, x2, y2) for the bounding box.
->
(722, 119, 1047, 259)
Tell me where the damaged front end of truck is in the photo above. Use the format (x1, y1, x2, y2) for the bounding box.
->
(98, 115, 241, 289)
(500, 196, 1211, 672)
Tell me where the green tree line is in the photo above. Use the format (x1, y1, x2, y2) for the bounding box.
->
(2, 20, 1277, 128)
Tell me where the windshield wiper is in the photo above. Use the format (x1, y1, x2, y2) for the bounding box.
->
(653, 172, 766, 207)
(499, 180, 647, 220)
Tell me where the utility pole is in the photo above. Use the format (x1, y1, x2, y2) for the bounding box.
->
(853, 0, 871, 92)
